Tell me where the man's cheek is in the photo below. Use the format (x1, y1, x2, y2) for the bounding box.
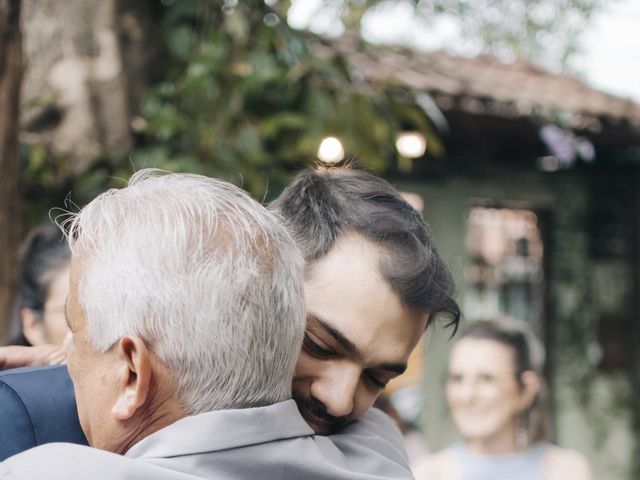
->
(294, 352, 321, 376)
(352, 389, 376, 421)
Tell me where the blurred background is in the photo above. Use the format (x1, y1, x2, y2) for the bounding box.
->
(0, 1, 638, 478)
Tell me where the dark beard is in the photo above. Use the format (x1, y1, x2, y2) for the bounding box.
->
(292, 391, 349, 435)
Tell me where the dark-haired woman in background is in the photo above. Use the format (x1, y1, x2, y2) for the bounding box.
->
(412, 317, 592, 480)
(7, 224, 70, 349)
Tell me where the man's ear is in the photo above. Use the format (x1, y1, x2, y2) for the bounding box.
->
(519, 370, 541, 410)
(111, 336, 152, 421)
(21, 308, 46, 346)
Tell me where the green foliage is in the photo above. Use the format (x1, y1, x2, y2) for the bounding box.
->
(18, 0, 445, 232)
(131, 0, 425, 197)
(21, 146, 72, 226)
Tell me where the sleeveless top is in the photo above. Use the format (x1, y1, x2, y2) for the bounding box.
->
(451, 442, 550, 480)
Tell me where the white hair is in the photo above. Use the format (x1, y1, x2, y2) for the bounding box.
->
(63, 169, 306, 415)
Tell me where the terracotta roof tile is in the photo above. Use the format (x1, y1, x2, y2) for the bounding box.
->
(313, 34, 640, 130)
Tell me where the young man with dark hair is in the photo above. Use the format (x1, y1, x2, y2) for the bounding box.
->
(0, 165, 460, 471)
(275, 166, 459, 434)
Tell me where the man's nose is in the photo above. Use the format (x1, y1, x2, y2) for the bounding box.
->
(311, 367, 360, 418)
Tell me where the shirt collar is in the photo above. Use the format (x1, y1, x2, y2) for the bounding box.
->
(125, 399, 313, 459)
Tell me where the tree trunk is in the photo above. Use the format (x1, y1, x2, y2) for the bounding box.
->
(0, 0, 22, 342)
(632, 183, 640, 479)
(19, 0, 144, 176)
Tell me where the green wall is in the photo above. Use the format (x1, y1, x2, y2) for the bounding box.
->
(396, 169, 634, 479)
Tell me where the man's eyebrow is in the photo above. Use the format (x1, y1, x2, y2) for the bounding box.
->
(313, 316, 359, 358)
(374, 363, 407, 375)
(311, 314, 409, 375)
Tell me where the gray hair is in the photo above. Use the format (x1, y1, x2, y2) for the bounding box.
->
(62, 169, 306, 415)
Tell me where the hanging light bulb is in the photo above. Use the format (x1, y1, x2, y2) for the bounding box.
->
(395, 131, 427, 158)
(317, 137, 345, 164)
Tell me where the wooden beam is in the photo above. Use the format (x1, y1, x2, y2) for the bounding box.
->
(0, 0, 22, 342)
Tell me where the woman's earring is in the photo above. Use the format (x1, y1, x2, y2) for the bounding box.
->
(516, 416, 529, 450)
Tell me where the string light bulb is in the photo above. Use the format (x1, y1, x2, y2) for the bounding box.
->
(317, 137, 345, 164)
(395, 131, 427, 158)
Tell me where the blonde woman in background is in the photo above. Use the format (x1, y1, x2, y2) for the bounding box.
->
(412, 317, 592, 480)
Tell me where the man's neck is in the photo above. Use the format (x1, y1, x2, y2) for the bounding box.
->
(116, 408, 185, 455)
(107, 386, 186, 455)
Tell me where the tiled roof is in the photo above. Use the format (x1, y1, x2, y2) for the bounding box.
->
(312, 34, 640, 134)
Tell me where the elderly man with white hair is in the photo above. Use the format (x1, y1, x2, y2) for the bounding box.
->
(0, 170, 411, 480)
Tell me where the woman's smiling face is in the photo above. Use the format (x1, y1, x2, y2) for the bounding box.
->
(446, 338, 533, 448)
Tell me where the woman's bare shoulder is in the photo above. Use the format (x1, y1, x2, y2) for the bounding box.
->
(412, 448, 461, 480)
(542, 444, 593, 480)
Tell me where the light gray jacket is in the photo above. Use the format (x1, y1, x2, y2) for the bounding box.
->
(0, 400, 413, 479)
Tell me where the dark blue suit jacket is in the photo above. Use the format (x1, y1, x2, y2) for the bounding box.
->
(0, 365, 87, 460)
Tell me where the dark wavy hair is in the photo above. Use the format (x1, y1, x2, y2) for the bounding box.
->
(7, 224, 71, 345)
(272, 164, 460, 332)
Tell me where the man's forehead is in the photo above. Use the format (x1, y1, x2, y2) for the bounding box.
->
(304, 265, 414, 330)
(311, 231, 382, 267)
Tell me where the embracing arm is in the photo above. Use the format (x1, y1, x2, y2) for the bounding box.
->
(0, 345, 66, 371)
(0, 378, 37, 461)
(0, 366, 88, 461)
